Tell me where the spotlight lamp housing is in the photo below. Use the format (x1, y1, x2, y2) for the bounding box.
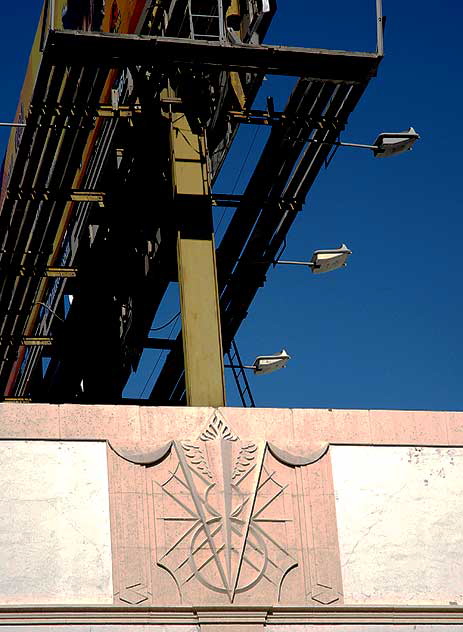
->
(373, 127, 420, 157)
(253, 349, 291, 375)
(310, 243, 352, 274)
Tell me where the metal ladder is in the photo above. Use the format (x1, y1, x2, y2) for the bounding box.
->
(226, 338, 256, 408)
(187, 0, 225, 41)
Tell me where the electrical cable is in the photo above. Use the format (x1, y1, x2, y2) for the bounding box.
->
(35, 301, 64, 322)
(149, 311, 181, 331)
(215, 125, 261, 233)
(140, 313, 180, 398)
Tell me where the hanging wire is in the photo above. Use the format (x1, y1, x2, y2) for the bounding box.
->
(36, 301, 64, 322)
(215, 125, 262, 233)
(140, 313, 180, 397)
(149, 310, 181, 331)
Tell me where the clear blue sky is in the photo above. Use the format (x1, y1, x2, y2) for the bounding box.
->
(1, 1, 462, 411)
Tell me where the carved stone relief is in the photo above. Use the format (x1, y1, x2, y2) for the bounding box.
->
(107, 447, 152, 605)
(109, 411, 342, 606)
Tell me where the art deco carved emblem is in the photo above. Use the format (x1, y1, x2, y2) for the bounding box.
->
(156, 415, 297, 602)
(110, 412, 341, 606)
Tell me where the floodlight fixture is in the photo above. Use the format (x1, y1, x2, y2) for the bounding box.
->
(252, 349, 291, 375)
(308, 127, 420, 157)
(309, 243, 352, 274)
(372, 127, 420, 157)
(225, 349, 291, 375)
(275, 243, 352, 273)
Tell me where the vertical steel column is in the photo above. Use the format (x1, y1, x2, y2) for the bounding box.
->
(170, 111, 226, 407)
(177, 232, 225, 407)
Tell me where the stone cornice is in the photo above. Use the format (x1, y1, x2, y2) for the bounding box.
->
(1, 605, 463, 625)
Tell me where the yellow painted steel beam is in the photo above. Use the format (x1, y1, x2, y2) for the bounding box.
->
(170, 113, 209, 198)
(96, 104, 142, 118)
(227, 0, 240, 20)
(15, 266, 77, 278)
(45, 267, 77, 279)
(170, 112, 225, 407)
(229, 72, 246, 109)
(21, 337, 54, 346)
(70, 190, 105, 206)
(45, 267, 77, 278)
(177, 234, 225, 407)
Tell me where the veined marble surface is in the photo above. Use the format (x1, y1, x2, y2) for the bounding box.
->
(0, 440, 113, 604)
(331, 445, 463, 605)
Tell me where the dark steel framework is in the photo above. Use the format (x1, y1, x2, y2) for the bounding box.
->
(0, 0, 382, 404)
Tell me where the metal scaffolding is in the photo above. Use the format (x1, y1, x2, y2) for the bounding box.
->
(0, 0, 383, 405)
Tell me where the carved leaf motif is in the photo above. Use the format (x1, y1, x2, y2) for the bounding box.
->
(199, 414, 238, 442)
(182, 441, 213, 479)
(232, 442, 257, 480)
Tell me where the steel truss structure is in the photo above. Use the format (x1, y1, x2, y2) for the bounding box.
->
(0, 0, 382, 404)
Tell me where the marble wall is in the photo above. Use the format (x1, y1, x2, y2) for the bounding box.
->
(0, 404, 463, 616)
(331, 445, 463, 605)
(0, 440, 113, 604)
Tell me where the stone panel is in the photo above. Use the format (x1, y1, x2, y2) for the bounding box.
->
(108, 444, 152, 605)
(109, 410, 342, 606)
(0, 440, 113, 604)
(331, 445, 463, 604)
